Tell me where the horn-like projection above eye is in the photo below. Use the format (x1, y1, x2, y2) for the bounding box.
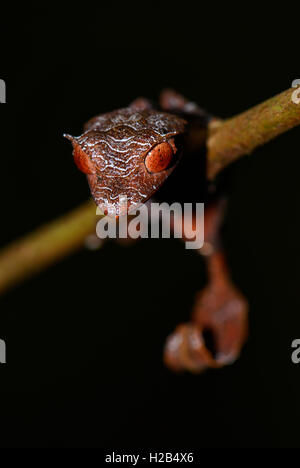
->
(64, 134, 95, 175)
(145, 138, 177, 173)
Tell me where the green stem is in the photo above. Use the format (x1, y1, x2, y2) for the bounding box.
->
(0, 200, 96, 294)
(207, 87, 300, 178)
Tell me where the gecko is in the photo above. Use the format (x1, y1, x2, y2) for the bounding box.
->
(64, 89, 248, 373)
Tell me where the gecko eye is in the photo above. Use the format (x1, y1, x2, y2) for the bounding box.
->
(145, 138, 177, 173)
(64, 134, 96, 175)
(72, 144, 95, 175)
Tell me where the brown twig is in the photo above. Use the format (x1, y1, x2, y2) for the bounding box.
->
(0, 87, 299, 294)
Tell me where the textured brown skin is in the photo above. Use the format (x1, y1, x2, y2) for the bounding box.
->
(163, 200, 248, 373)
(164, 252, 248, 373)
(65, 108, 186, 215)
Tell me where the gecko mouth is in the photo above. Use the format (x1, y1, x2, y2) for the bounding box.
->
(98, 199, 146, 217)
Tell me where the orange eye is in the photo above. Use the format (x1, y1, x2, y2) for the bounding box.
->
(145, 139, 177, 173)
(73, 143, 95, 175)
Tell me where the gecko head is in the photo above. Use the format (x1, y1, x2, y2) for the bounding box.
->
(64, 108, 187, 216)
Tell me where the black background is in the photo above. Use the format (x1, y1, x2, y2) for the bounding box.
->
(0, 6, 299, 449)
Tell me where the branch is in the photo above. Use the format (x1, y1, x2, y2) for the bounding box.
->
(0, 200, 96, 294)
(0, 87, 299, 294)
(207, 87, 300, 178)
